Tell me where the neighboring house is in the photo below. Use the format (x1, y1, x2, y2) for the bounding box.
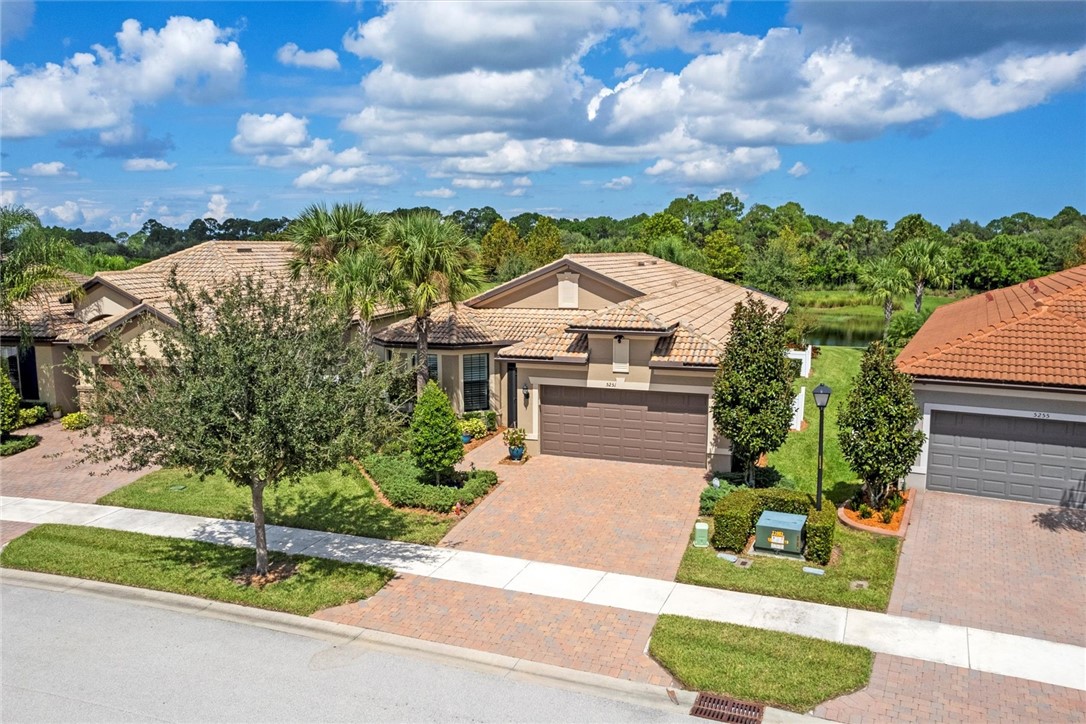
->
(897, 265, 1086, 506)
(1, 241, 295, 413)
(375, 253, 786, 469)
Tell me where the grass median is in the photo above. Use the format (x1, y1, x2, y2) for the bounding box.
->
(98, 464, 455, 545)
(650, 614, 873, 712)
(0, 524, 393, 616)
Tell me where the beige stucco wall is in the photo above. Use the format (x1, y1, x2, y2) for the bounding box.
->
(384, 345, 502, 416)
(472, 270, 631, 310)
(32, 343, 78, 413)
(74, 285, 135, 323)
(905, 380, 1086, 489)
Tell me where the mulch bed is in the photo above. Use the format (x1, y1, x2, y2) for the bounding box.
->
(840, 490, 911, 532)
(232, 561, 298, 588)
(463, 428, 504, 454)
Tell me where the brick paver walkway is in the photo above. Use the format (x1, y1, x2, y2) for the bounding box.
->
(890, 490, 1086, 646)
(443, 437, 706, 580)
(0, 521, 36, 547)
(815, 653, 1086, 723)
(0, 422, 154, 503)
(314, 574, 676, 686)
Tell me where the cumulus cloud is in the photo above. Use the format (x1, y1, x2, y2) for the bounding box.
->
(1, 16, 244, 138)
(292, 164, 400, 189)
(416, 187, 456, 198)
(276, 42, 340, 70)
(645, 147, 781, 184)
(512, 176, 532, 187)
(20, 161, 75, 177)
(231, 112, 309, 152)
(788, 162, 809, 178)
(44, 200, 86, 225)
(603, 175, 633, 190)
(204, 193, 229, 220)
(123, 157, 176, 171)
(452, 177, 503, 189)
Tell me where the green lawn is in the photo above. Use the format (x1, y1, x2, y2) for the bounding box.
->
(98, 465, 455, 545)
(0, 524, 393, 616)
(795, 289, 959, 323)
(650, 615, 873, 712)
(768, 346, 862, 503)
(677, 520, 900, 611)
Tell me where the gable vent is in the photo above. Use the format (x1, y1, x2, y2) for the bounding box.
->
(236, 247, 253, 253)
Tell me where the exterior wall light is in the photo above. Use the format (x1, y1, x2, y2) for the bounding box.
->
(522, 383, 530, 403)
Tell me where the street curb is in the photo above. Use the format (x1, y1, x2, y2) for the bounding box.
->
(0, 569, 724, 716)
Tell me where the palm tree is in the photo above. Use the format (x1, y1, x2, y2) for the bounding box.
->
(322, 245, 391, 339)
(384, 212, 483, 395)
(1, 206, 84, 344)
(896, 238, 952, 313)
(286, 202, 384, 280)
(859, 256, 911, 327)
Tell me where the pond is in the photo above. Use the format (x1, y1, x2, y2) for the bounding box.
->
(806, 316, 885, 348)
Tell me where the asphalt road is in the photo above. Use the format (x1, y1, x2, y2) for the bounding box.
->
(0, 583, 688, 723)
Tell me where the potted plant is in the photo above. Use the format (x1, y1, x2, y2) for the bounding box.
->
(458, 417, 486, 444)
(503, 427, 527, 461)
(458, 419, 473, 444)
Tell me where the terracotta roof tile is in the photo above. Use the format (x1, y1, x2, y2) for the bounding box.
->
(897, 265, 1086, 388)
(650, 325, 723, 367)
(567, 299, 675, 332)
(373, 303, 583, 347)
(498, 331, 589, 362)
(1, 273, 89, 341)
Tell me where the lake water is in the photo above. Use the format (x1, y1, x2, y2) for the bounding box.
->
(807, 317, 885, 348)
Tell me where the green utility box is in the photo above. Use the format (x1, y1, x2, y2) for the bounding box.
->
(754, 510, 806, 555)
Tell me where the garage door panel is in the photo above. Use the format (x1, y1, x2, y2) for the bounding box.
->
(927, 411, 1084, 504)
(540, 385, 708, 467)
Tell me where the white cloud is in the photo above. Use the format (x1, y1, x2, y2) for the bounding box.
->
(20, 161, 74, 177)
(645, 146, 781, 184)
(44, 200, 85, 225)
(204, 193, 229, 220)
(614, 61, 641, 78)
(505, 187, 527, 197)
(123, 157, 176, 171)
(231, 112, 309, 152)
(0, 59, 16, 85)
(0, 171, 13, 180)
(416, 187, 456, 198)
(1, 16, 244, 138)
(512, 176, 532, 187)
(787, 161, 809, 178)
(275, 42, 340, 70)
(451, 177, 503, 189)
(292, 164, 400, 189)
(602, 175, 633, 190)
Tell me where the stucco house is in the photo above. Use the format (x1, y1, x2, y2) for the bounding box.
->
(897, 265, 1086, 506)
(374, 253, 786, 469)
(5, 242, 784, 471)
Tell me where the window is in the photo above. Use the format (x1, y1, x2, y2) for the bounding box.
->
(612, 336, 629, 373)
(1, 345, 38, 399)
(426, 354, 439, 381)
(463, 353, 489, 412)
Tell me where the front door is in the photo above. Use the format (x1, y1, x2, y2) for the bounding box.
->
(506, 363, 518, 427)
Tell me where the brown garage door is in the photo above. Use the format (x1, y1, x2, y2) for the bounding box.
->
(540, 385, 709, 467)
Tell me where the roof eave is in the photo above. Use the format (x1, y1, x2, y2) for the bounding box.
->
(466, 257, 644, 307)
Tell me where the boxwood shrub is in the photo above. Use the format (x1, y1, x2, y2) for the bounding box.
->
(0, 434, 41, 457)
(463, 410, 498, 432)
(711, 488, 836, 565)
(363, 453, 498, 513)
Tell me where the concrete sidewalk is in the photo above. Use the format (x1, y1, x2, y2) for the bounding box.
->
(2, 494, 1083, 692)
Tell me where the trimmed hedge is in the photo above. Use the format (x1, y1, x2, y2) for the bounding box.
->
(17, 405, 48, 429)
(363, 453, 498, 513)
(463, 410, 498, 432)
(0, 434, 41, 457)
(711, 488, 836, 565)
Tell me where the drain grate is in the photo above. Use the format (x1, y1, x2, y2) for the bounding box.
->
(689, 692, 764, 723)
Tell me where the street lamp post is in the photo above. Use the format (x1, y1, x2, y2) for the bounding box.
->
(812, 383, 833, 512)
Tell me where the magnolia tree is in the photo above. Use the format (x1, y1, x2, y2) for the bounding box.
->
(712, 296, 796, 485)
(838, 341, 926, 508)
(71, 275, 408, 575)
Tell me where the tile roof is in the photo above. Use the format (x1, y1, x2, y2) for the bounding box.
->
(498, 331, 589, 362)
(373, 303, 583, 347)
(496, 253, 786, 367)
(1, 273, 89, 341)
(896, 265, 1086, 389)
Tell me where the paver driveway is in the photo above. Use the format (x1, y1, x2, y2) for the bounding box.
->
(889, 489, 1086, 646)
(0, 422, 153, 503)
(442, 436, 707, 580)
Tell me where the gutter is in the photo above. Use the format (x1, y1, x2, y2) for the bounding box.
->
(911, 376, 1086, 395)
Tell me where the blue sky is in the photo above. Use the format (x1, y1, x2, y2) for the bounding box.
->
(1, 1, 1084, 233)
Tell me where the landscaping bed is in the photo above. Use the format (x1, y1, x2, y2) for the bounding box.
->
(0, 524, 393, 616)
(678, 518, 900, 611)
(839, 490, 913, 537)
(0, 433, 41, 457)
(650, 614, 873, 712)
(98, 465, 455, 545)
(361, 453, 498, 513)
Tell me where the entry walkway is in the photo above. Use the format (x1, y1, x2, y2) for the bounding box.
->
(1, 495, 1083, 692)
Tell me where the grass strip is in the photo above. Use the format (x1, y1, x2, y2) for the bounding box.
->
(650, 614, 873, 712)
(1, 524, 393, 616)
(98, 465, 455, 545)
(677, 521, 899, 611)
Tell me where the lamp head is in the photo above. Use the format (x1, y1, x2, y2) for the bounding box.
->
(813, 383, 832, 409)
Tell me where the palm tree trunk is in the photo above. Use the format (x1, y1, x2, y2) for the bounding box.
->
(883, 297, 894, 324)
(250, 477, 269, 576)
(914, 281, 925, 314)
(415, 313, 431, 396)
